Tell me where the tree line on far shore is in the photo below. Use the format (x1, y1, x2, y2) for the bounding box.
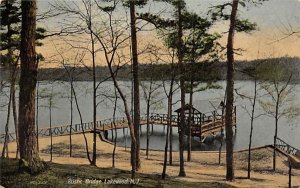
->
(1, 57, 299, 82)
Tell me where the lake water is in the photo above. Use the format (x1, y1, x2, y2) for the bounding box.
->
(0, 81, 299, 151)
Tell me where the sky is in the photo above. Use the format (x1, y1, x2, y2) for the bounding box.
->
(34, 0, 300, 67)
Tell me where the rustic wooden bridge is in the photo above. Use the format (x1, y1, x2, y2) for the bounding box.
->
(0, 108, 236, 143)
(2, 109, 300, 162)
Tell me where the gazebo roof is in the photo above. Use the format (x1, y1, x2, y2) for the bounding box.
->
(174, 104, 202, 114)
(174, 100, 223, 114)
(193, 100, 222, 114)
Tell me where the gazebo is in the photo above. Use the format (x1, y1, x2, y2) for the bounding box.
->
(174, 104, 203, 126)
(174, 100, 225, 138)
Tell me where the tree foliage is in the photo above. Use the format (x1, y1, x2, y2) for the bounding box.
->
(139, 7, 220, 62)
(208, 0, 264, 34)
(0, 0, 46, 66)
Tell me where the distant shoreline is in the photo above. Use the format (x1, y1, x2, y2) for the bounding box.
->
(1, 57, 300, 82)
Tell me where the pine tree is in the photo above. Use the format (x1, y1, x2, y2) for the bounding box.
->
(0, 0, 47, 159)
(140, 0, 220, 176)
(209, 0, 260, 180)
(18, 0, 46, 174)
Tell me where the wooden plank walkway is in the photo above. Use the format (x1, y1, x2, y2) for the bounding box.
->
(0, 116, 134, 143)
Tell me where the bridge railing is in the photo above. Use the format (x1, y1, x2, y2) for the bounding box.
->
(0, 108, 236, 143)
(276, 137, 299, 156)
(0, 116, 130, 143)
(150, 113, 177, 124)
(149, 113, 212, 127)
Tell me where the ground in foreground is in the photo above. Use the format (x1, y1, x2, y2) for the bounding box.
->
(1, 133, 300, 187)
(0, 158, 233, 188)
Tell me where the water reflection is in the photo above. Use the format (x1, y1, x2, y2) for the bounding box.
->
(106, 125, 237, 151)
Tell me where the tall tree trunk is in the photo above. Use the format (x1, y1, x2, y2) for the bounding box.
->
(169, 99, 173, 166)
(112, 88, 118, 168)
(168, 79, 174, 166)
(130, 1, 140, 171)
(169, 125, 173, 165)
(49, 100, 52, 162)
(247, 79, 257, 179)
(72, 83, 92, 163)
(18, 0, 45, 174)
(83, 0, 97, 166)
(177, 2, 186, 177)
(146, 99, 150, 159)
(162, 93, 172, 179)
(69, 76, 73, 157)
(187, 30, 197, 162)
(161, 118, 170, 180)
(36, 81, 39, 151)
(107, 64, 136, 179)
(273, 100, 279, 171)
(90, 26, 97, 166)
(187, 78, 194, 162)
(225, 0, 239, 181)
